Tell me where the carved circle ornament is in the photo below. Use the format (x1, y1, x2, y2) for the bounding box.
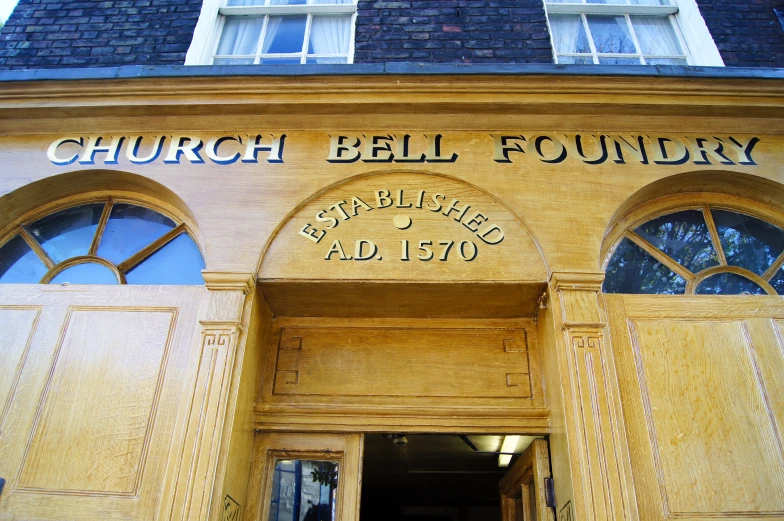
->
(0, 197, 206, 285)
(603, 202, 784, 295)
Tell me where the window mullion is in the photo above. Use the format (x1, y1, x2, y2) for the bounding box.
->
(302, 13, 313, 64)
(580, 13, 599, 64)
(626, 230, 696, 283)
(763, 250, 784, 281)
(89, 198, 113, 256)
(702, 205, 728, 266)
(18, 225, 55, 269)
(625, 13, 645, 64)
(116, 223, 186, 274)
(255, 14, 269, 64)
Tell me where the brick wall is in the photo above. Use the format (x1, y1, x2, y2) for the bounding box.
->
(353, 0, 553, 63)
(696, 0, 784, 68)
(0, 0, 202, 69)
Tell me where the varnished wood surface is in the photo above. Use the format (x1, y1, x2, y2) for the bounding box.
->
(0, 73, 782, 521)
(0, 284, 203, 520)
(607, 294, 784, 521)
(245, 433, 363, 521)
(499, 439, 555, 521)
(254, 316, 549, 434)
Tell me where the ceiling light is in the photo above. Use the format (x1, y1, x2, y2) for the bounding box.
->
(498, 435, 520, 467)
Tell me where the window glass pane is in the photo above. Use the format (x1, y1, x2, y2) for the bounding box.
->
(125, 234, 205, 285)
(646, 57, 687, 65)
(599, 57, 641, 64)
(49, 262, 119, 285)
(549, 14, 591, 54)
(217, 17, 264, 56)
(603, 238, 686, 294)
(27, 203, 104, 263)
(769, 269, 784, 294)
(260, 57, 304, 64)
(633, 210, 720, 273)
(271, 0, 307, 4)
(631, 0, 670, 4)
(268, 460, 338, 521)
(306, 57, 348, 64)
(308, 15, 351, 55)
(631, 16, 682, 56)
(214, 57, 257, 65)
(586, 15, 636, 54)
(695, 272, 766, 295)
(0, 235, 49, 283)
(97, 204, 176, 264)
(712, 210, 784, 275)
(263, 15, 307, 54)
(557, 55, 594, 64)
(587, 0, 628, 4)
(227, 0, 266, 5)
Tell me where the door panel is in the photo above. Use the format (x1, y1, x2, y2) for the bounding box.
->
(606, 295, 784, 521)
(499, 439, 554, 521)
(0, 285, 204, 521)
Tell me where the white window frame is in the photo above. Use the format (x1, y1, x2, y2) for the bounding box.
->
(186, 0, 358, 65)
(543, 0, 724, 67)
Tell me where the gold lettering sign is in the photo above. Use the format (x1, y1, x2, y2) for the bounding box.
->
(260, 172, 545, 283)
(297, 189, 504, 263)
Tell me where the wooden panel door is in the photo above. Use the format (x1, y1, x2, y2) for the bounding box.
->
(606, 295, 784, 521)
(499, 439, 555, 521)
(0, 284, 204, 521)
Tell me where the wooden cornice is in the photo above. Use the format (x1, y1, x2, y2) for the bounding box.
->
(0, 74, 781, 116)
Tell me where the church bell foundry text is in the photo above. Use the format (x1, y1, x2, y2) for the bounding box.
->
(46, 133, 760, 166)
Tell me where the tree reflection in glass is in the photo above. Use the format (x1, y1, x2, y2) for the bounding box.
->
(633, 210, 719, 273)
(603, 238, 686, 294)
(712, 210, 784, 275)
(269, 460, 338, 521)
(695, 272, 766, 295)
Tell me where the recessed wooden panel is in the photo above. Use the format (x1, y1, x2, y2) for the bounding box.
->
(0, 306, 40, 435)
(272, 326, 531, 399)
(16, 307, 176, 496)
(628, 318, 784, 515)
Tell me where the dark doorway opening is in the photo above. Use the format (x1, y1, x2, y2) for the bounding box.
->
(360, 434, 524, 521)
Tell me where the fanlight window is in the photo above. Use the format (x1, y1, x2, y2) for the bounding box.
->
(603, 205, 784, 295)
(0, 199, 206, 285)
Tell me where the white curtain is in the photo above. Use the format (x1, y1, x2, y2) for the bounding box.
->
(632, 16, 681, 55)
(309, 15, 351, 55)
(550, 14, 586, 53)
(217, 0, 264, 56)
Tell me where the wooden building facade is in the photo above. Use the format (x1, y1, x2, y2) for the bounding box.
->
(0, 68, 782, 521)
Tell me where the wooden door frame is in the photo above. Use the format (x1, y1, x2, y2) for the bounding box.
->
(499, 439, 555, 521)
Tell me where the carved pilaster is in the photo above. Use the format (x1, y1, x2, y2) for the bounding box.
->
(550, 272, 635, 521)
(166, 272, 254, 521)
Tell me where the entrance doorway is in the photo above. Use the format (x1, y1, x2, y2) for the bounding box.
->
(246, 433, 554, 521)
(360, 434, 551, 521)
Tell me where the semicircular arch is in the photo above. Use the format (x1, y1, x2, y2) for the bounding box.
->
(0, 169, 203, 253)
(600, 170, 784, 296)
(257, 170, 548, 317)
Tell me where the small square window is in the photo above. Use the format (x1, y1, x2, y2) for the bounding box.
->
(209, 0, 357, 65)
(544, 0, 691, 65)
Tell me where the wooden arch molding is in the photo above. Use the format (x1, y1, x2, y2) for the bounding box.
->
(602, 170, 784, 265)
(0, 169, 206, 261)
(257, 170, 549, 318)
